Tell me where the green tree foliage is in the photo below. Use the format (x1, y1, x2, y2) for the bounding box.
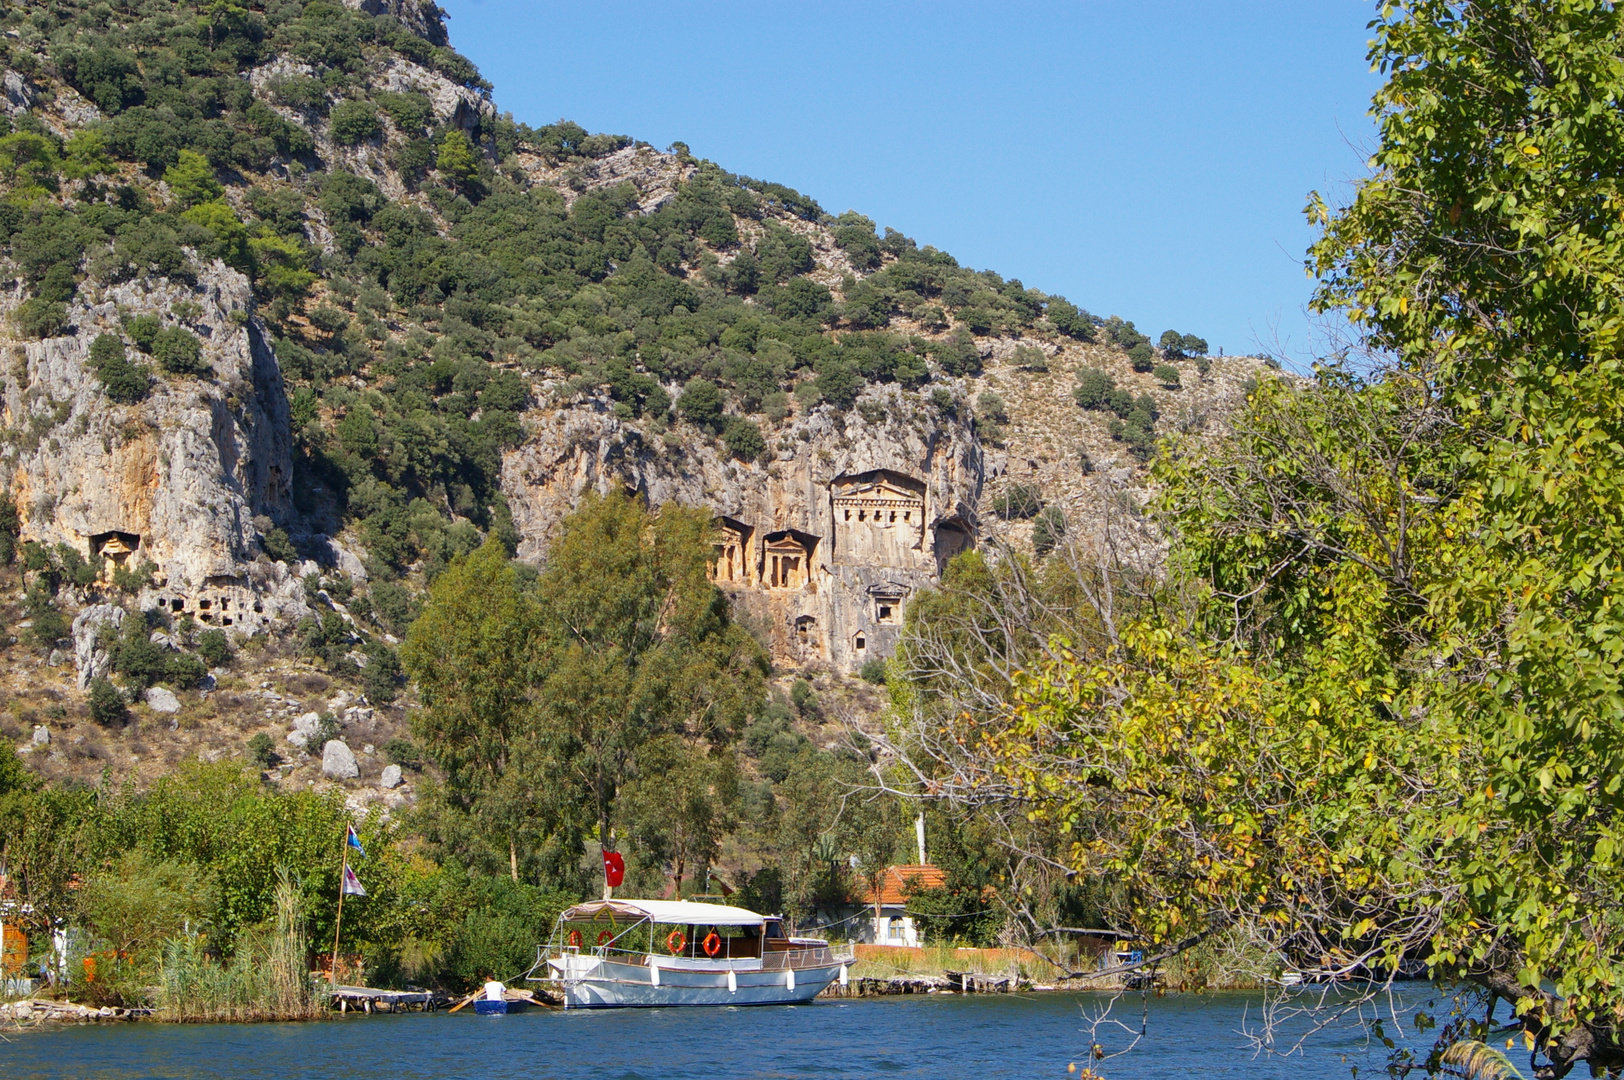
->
(722, 417, 765, 461)
(1072, 366, 1116, 410)
(405, 496, 768, 890)
(1045, 297, 1096, 340)
(976, 390, 1007, 424)
(833, 212, 883, 270)
(329, 100, 381, 144)
(0, 132, 62, 199)
(88, 676, 128, 726)
(125, 314, 162, 354)
(1152, 363, 1180, 388)
(1012, 344, 1049, 372)
(893, 6, 1624, 1077)
(0, 489, 19, 567)
(441, 876, 573, 986)
(24, 579, 67, 649)
(246, 732, 277, 769)
(530, 494, 767, 863)
(677, 376, 725, 433)
(15, 299, 68, 339)
(181, 200, 254, 274)
(402, 538, 548, 880)
(88, 333, 150, 403)
(435, 129, 480, 189)
(197, 629, 232, 668)
(152, 327, 209, 377)
(163, 149, 222, 208)
(79, 851, 217, 969)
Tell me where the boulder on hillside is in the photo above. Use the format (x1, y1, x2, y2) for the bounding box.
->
(379, 763, 402, 789)
(145, 686, 180, 714)
(322, 739, 358, 779)
(287, 712, 322, 749)
(72, 604, 126, 690)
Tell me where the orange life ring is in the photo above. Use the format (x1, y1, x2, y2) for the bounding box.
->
(568, 929, 582, 948)
(597, 929, 615, 946)
(666, 930, 686, 955)
(702, 931, 722, 958)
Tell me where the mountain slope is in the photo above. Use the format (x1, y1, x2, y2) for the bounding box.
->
(0, 0, 1265, 796)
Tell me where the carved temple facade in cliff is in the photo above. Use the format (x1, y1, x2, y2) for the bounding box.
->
(707, 469, 974, 672)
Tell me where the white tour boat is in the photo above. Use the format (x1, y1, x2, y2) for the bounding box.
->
(538, 898, 854, 1008)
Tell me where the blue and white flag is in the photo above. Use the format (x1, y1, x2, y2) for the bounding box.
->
(346, 824, 365, 857)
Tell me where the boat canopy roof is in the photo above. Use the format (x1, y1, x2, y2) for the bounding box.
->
(559, 898, 767, 927)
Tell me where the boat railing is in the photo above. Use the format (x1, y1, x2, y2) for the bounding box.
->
(560, 942, 853, 970)
(761, 943, 854, 970)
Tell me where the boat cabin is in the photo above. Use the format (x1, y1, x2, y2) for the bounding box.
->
(558, 899, 767, 960)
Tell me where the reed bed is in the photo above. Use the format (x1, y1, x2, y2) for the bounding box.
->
(154, 872, 326, 1023)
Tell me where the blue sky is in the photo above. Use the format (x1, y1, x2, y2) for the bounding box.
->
(437, 1, 1383, 362)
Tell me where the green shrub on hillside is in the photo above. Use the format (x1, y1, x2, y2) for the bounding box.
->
(1073, 367, 1115, 410)
(329, 101, 381, 144)
(678, 377, 725, 432)
(88, 676, 128, 725)
(15, 298, 67, 339)
(197, 629, 232, 668)
(723, 417, 765, 461)
(152, 327, 208, 376)
(88, 333, 150, 403)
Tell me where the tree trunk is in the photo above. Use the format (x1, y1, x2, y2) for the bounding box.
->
(509, 838, 518, 882)
(673, 854, 685, 900)
(1469, 970, 1624, 1079)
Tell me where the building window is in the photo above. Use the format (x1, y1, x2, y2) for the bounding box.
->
(854, 634, 866, 651)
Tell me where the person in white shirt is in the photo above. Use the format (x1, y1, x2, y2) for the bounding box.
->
(483, 977, 505, 1002)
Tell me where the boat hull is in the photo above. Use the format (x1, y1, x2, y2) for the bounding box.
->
(546, 954, 845, 1009)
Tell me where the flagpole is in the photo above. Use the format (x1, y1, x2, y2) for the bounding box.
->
(331, 835, 348, 988)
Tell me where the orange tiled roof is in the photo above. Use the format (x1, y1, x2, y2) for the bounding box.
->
(864, 864, 947, 907)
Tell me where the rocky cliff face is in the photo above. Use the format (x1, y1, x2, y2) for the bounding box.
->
(504, 380, 982, 670)
(0, 261, 309, 631)
(0, 0, 1267, 693)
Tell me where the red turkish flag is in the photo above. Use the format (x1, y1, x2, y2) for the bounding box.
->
(603, 850, 625, 888)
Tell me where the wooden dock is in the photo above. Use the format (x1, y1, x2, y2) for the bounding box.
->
(945, 970, 1015, 993)
(328, 985, 451, 1013)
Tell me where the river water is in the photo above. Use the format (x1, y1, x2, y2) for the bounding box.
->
(3, 991, 1434, 1079)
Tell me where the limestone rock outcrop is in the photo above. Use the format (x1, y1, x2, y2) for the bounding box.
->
(1, 261, 303, 634)
(341, 0, 450, 46)
(71, 603, 126, 690)
(288, 712, 323, 750)
(503, 382, 983, 671)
